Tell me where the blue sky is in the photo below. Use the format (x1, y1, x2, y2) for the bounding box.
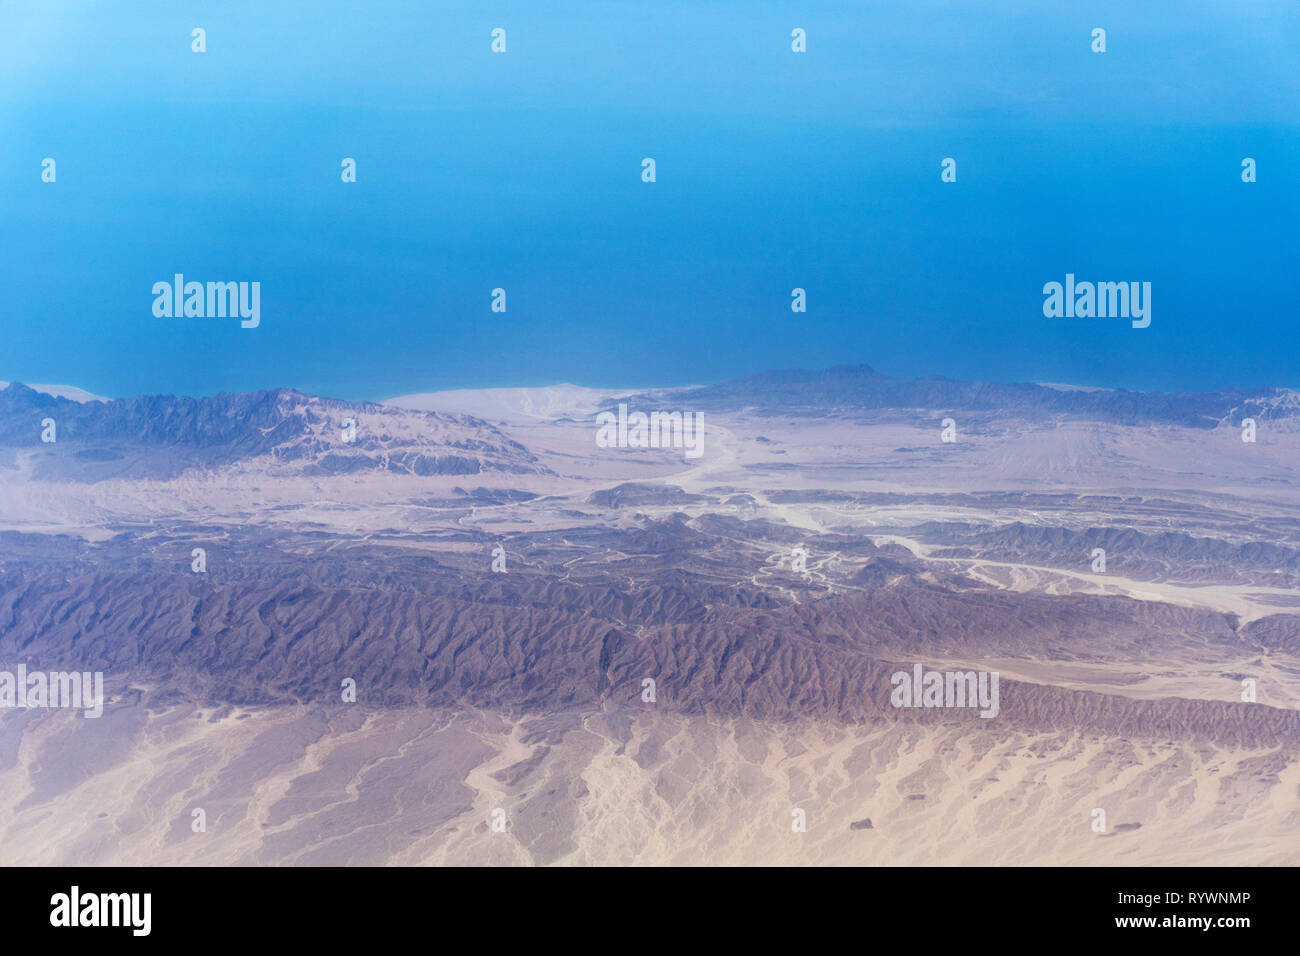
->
(2, 1, 1298, 400)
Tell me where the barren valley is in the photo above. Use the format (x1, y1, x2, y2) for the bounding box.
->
(1, 367, 1297, 865)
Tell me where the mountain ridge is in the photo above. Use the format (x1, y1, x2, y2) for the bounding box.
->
(0, 382, 546, 481)
(619, 364, 1300, 428)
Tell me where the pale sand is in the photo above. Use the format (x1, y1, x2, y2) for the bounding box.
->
(1, 704, 1295, 866)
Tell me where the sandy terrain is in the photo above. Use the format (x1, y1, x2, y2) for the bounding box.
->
(1, 383, 1297, 866)
(1, 704, 1295, 866)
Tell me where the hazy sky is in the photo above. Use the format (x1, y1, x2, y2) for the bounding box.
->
(2, 1, 1297, 399)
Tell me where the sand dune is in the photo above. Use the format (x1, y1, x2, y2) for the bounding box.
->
(1, 704, 1295, 866)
